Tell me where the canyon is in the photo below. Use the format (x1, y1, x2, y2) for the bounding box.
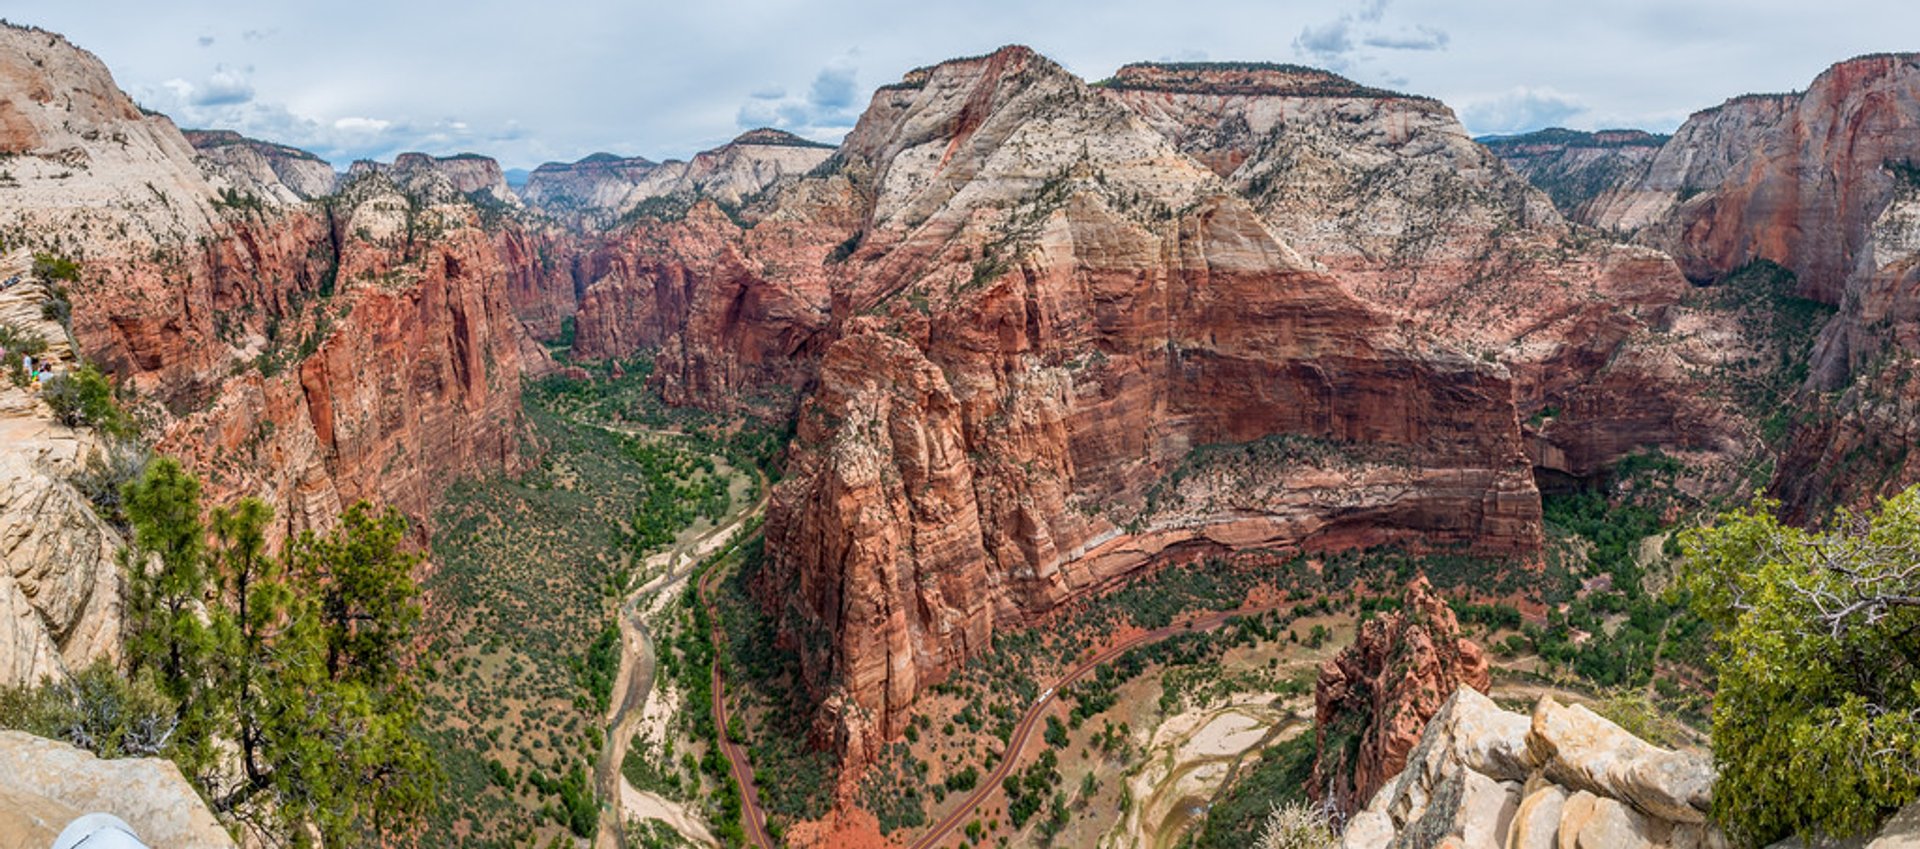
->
(4, 15, 1920, 847)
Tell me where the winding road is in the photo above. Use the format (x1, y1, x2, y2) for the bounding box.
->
(698, 559, 777, 848)
(908, 603, 1291, 849)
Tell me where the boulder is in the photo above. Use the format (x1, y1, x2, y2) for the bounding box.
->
(0, 730, 233, 848)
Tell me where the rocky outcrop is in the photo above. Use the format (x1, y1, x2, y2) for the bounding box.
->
(0, 730, 233, 849)
(1480, 128, 1669, 222)
(183, 129, 337, 204)
(1312, 577, 1491, 817)
(1580, 55, 1920, 518)
(0, 275, 121, 687)
(0, 24, 534, 539)
(1589, 55, 1920, 301)
(731, 47, 1543, 765)
(1340, 688, 1724, 849)
(521, 129, 833, 228)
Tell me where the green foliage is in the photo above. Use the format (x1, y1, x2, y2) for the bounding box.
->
(1043, 715, 1068, 748)
(1681, 489, 1920, 843)
(1889, 158, 1920, 189)
(0, 322, 48, 385)
(575, 622, 620, 716)
(112, 460, 439, 844)
(69, 437, 149, 530)
(0, 659, 177, 759)
(1196, 733, 1317, 849)
(32, 251, 80, 282)
(43, 362, 132, 436)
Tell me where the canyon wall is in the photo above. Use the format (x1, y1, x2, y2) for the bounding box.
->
(0, 22, 534, 543)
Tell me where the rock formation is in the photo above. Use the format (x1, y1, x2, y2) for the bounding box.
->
(183, 129, 337, 204)
(1312, 577, 1491, 817)
(0, 21, 532, 540)
(1580, 53, 1920, 518)
(1339, 688, 1725, 849)
(345, 151, 520, 205)
(519, 152, 659, 219)
(0, 730, 233, 849)
(520, 128, 833, 228)
(666, 47, 1546, 764)
(1480, 127, 1669, 222)
(0, 275, 122, 687)
(1099, 62, 1737, 487)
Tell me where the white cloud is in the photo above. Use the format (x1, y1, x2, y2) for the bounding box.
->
(735, 55, 862, 143)
(1459, 87, 1588, 136)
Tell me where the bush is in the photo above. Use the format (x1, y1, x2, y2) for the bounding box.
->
(1254, 800, 1335, 849)
(1682, 489, 1920, 843)
(0, 659, 177, 759)
(32, 252, 80, 282)
(69, 437, 151, 528)
(43, 362, 130, 435)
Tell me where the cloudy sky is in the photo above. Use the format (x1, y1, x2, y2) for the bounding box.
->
(7, 1, 1916, 170)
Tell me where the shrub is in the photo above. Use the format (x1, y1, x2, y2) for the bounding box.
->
(0, 659, 177, 759)
(1254, 800, 1335, 849)
(69, 437, 151, 528)
(43, 362, 130, 435)
(1682, 489, 1920, 843)
(32, 252, 80, 282)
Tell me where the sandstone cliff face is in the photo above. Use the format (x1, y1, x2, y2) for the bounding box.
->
(616, 128, 833, 211)
(1481, 128, 1669, 222)
(157, 169, 529, 536)
(0, 23, 532, 541)
(1100, 62, 1739, 491)
(520, 129, 833, 228)
(1312, 577, 1490, 817)
(1339, 688, 1724, 849)
(1592, 56, 1920, 301)
(347, 151, 520, 205)
(0, 275, 122, 687)
(183, 129, 338, 204)
(710, 47, 1547, 762)
(520, 152, 659, 215)
(1585, 55, 1920, 518)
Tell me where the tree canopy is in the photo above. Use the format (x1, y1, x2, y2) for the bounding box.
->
(108, 458, 439, 845)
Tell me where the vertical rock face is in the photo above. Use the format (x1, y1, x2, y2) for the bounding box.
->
(182, 129, 338, 204)
(346, 151, 521, 205)
(0, 278, 121, 687)
(0, 21, 531, 543)
(156, 170, 530, 536)
(1588, 54, 1920, 518)
(710, 47, 1545, 762)
(1099, 63, 1734, 484)
(1591, 55, 1920, 301)
(1479, 127, 1670, 222)
(519, 129, 833, 228)
(1312, 576, 1490, 818)
(519, 152, 659, 218)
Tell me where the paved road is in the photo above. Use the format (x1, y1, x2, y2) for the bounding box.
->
(699, 560, 775, 848)
(909, 604, 1290, 849)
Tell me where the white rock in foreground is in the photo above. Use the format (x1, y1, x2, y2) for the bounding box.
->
(0, 730, 233, 849)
